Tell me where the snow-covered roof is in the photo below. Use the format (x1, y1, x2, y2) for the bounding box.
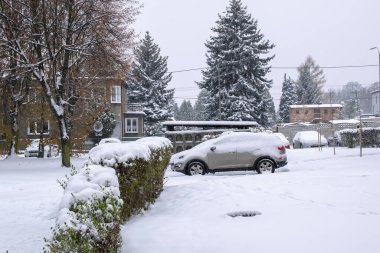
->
(330, 119, 359, 124)
(289, 104, 343, 109)
(163, 121, 259, 127)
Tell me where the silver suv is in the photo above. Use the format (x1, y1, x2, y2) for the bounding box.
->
(170, 132, 287, 175)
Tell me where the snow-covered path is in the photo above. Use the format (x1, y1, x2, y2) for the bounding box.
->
(122, 148, 380, 253)
(0, 157, 86, 253)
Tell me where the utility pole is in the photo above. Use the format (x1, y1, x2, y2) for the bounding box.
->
(370, 47, 380, 91)
(355, 91, 363, 157)
(329, 91, 336, 155)
(218, 61, 221, 120)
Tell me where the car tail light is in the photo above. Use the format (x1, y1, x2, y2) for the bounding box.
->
(277, 146, 286, 154)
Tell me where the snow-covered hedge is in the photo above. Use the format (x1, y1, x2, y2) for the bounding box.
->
(88, 137, 172, 220)
(45, 137, 172, 252)
(339, 128, 380, 148)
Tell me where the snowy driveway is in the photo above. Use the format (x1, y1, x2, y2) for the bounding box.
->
(122, 148, 380, 253)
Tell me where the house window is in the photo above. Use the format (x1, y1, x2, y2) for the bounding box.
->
(111, 86, 121, 103)
(125, 118, 138, 133)
(28, 120, 49, 135)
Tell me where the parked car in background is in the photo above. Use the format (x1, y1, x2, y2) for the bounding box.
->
(24, 140, 59, 158)
(170, 132, 288, 175)
(292, 131, 328, 149)
(273, 132, 290, 149)
(327, 132, 342, 147)
(99, 138, 121, 145)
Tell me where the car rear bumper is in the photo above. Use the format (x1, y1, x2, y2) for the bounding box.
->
(276, 160, 288, 168)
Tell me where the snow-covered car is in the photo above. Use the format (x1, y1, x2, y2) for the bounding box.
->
(273, 132, 290, 149)
(292, 131, 328, 149)
(327, 132, 342, 147)
(170, 132, 288, 175)
(24, 140, 59, 158)
(98, 138, 121, 145)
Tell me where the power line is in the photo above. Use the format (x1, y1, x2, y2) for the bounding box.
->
(169, 64, 379, 74)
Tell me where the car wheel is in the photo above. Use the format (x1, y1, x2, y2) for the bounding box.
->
(256, 159, 275, 174)
(186, 161, 206, 176)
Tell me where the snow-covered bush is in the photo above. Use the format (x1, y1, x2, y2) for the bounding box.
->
(88, 137, 172, 220)
(45, 137, 172, 252)
(340, 128, 380, 148)
(44, 165, 122, 253)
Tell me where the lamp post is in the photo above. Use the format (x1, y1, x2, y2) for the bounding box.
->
(370, 47, 380, 91)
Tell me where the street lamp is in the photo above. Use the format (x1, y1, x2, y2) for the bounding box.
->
(370, 47, 380, 91)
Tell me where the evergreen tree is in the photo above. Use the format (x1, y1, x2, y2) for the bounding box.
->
(177, 100, 194, 120)
(264, 88, 276, 126)
(126, 32, 174, 136)
(198, 0, 274, 126)
(193, 89, 209, 121)
(295, 56, 326, 104)
(278, 74, 297, 123)
(173, 102, 180, 120)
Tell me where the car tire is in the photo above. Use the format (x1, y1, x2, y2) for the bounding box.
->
(255, 158, 275, 174)
(186, 161, 206, 176)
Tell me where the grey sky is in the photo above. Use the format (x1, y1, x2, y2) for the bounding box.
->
(133, 0, 380, 108)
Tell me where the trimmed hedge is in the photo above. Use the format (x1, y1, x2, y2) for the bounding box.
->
(340, 128, 380, 148)
(115, 147, 171, 221)
(44, 138, 172, 252)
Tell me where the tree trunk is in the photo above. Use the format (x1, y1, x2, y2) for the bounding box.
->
(61, 137, 71, 167)
(8, 109, 19, 157)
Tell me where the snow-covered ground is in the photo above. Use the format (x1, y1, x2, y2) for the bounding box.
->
(1, 148, 380, 252)
(0, 157, 86, 252)
(122, 147, 380, 253)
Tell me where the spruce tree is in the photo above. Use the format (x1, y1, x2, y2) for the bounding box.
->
(126, 32, 174, 136)
(194, 89, 209, 121)
(295, 56, 326, 105)
(278, 74, 297, 123)
(198, 0, 275, 126)
(177, 100, 194, 120)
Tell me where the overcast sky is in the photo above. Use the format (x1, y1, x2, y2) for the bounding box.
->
(133, 0, 380, 108)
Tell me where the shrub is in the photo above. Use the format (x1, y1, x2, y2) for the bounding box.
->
(114, 147, 171, 221)
(44, 165, 122, 253)
(45, 137, 172, 252)
(340, 128, 380, 148)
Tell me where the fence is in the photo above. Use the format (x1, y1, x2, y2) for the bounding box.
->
(276, 120, 380, 145)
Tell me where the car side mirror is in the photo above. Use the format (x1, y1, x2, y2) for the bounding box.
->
(210, 146, 216, 152)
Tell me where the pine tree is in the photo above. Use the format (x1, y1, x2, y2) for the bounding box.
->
(198, 0, 275, 126)
(173, 102, 180, 120)
(263, 88, 276, 126)
(126, 32, 174, 136)
(177, 100, 194, 120)
(295, 56, 326, 105)
(193, 89, 209, 121)
(278, 74, 297, 123)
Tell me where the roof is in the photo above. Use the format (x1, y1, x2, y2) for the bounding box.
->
(162, 121, 259, 127)
(289, 104, 343, 109)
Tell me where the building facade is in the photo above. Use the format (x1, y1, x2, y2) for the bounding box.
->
(289, 104, 343, 123)
(0, 78, 145, 151)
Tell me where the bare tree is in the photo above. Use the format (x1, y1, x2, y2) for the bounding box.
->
(1, 0, 139, 166)
(0, 0, 31, 156)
